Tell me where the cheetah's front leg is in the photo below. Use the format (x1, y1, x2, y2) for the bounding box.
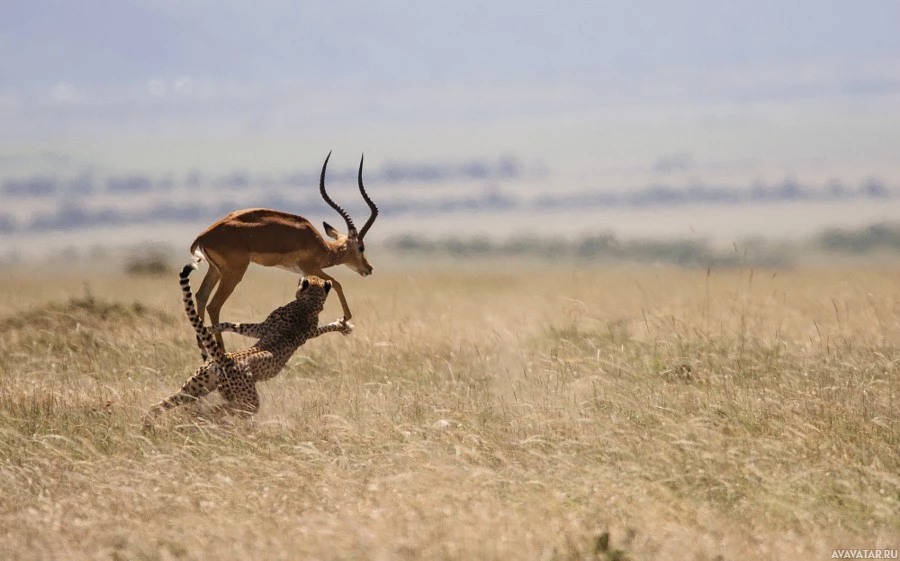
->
(208, 321, 265, 339)
(196, 322, 267, 362)
(316, 319, 354, 337)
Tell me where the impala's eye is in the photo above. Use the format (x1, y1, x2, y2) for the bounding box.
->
(359, 244, 365, 252)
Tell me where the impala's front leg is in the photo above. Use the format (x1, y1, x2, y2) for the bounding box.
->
(316, 271, 352, 321)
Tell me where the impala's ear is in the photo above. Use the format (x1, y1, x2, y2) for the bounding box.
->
(323, 222, 340, 240)
(300, 278, 310, 291)
(323, 280, 332, 295)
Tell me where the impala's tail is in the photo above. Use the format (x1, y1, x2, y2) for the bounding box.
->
(190, 243, 222, 272)
(191, 245, 205, 264)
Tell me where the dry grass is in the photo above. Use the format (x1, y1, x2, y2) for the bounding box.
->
(0, 265, 897, 560)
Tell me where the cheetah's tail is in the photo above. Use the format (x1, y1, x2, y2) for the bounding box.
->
(181, 262, 198, 279)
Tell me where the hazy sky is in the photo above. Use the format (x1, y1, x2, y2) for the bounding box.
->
(4, 1, 899, 86)
(2, 1, 900, 254)
(1, 1, 899, 218)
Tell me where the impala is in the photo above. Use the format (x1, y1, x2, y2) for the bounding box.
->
(190, 151, 378, 347)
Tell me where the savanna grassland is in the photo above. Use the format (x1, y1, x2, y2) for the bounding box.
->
(0, 263, 897, 560)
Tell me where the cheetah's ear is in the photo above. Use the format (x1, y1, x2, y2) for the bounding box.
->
(300, 278, 310, 291)
(323, 280, 332, 295)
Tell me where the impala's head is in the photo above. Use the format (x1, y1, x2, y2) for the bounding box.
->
(319, 151, 379, 277)
(295, 275, 333, 311)
(321, 221, 373, 276)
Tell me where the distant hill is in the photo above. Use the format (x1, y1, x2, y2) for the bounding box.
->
(0, 155, 891, 236)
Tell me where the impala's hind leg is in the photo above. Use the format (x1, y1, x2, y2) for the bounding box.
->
(206, 260, 250, 349)
(195, 266, 221, 326)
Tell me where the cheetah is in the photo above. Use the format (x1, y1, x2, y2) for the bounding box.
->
(146, 263, 352, 422)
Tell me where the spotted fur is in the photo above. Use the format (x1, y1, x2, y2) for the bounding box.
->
(146, 263, 352, 422)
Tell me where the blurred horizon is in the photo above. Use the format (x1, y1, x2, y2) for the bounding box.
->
(2, 1, 900, 260)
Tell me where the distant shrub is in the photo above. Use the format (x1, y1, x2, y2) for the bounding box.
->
(124, 249, 171, 276)
(384, 232, 791, 268)
(817, 223, 900, 253)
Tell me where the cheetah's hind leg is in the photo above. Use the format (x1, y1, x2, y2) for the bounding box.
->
(143, 361, 220, 427)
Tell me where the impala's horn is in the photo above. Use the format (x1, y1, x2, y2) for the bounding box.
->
(319, 151, 356, 235)
(357, 154, 379, 239)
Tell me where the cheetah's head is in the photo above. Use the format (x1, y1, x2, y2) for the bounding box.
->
(295, 275, 333, 312)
